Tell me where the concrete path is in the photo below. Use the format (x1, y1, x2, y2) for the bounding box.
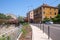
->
(30, 24, 52, 40)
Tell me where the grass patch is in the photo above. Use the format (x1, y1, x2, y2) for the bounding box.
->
(21, 23, 29, 37)
(19, 23, 32, 40)
(22, 28, 27, 37)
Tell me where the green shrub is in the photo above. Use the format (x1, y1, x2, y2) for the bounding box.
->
(22, 28, 27, 37)
(0, 35, 10, 40)
(7, 36, 10, 40)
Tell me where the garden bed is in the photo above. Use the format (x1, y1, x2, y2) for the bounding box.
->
(19, 24, 32, 40)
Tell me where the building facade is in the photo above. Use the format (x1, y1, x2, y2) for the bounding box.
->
(27, 11, 34, 23)
(27, 4, 58, 23)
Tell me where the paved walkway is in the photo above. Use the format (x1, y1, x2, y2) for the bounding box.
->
(30, 24, 52, 40)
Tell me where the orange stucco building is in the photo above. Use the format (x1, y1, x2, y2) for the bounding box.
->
(27, 4, 58, 23)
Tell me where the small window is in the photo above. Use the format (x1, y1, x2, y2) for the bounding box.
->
(50, 12, 51, 14)
(43, 12, 45, 14)
(50, 16, 52, 18)
(36, 10, 38, 13)
(40, 7, 41, 10)
(43, 7, 45, 9)
(54, 9, 56, 11)
(50, 8, 51, 10)
(31, 13, 32, 15)
(55, 13, 56, 15)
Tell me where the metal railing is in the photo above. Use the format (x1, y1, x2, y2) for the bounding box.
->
(39, 24, 51, 40)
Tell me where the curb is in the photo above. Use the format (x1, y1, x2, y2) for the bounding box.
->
(30, 24, 33, 40)
(17, 32, 23, 40)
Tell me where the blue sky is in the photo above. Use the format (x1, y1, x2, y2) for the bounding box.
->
(0, 0, 60, 17)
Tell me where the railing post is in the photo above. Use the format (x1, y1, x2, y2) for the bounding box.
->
(40, 23, 41, 29)
(48, 26, 50, 39)
(40, 21, 41, 29)
(43, 24, 44, 33)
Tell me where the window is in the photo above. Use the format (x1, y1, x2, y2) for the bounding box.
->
(50, 12, 51, 14)
(43, 12, 45, 14)
(31, 13, 32, 15)
(36, 10, 38, 13)
(40, 7, 41, 10)
(54, 9, 56, 11)
(50, 8, 51, 10)
(55, 13, 56, 15)
(43, 7, 45, 9)
(50, 16, 52, 18)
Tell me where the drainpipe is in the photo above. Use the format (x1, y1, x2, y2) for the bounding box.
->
(41, 7, 43, 24)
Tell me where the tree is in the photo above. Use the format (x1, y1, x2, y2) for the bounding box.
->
(0, 13, 13, 19)
(56, 14, 60, 18)
(51, 14, 60, 23)
(53, 4, 60, 23)
(6, 16, 12, 19)
(58, 4, 60, 14)
(55, 14, 60, 23)
(0, 13, 7, 19)
(18, 16, 24, 24)
(43, 17, 51, 23)
(0, 13, 13, 24)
